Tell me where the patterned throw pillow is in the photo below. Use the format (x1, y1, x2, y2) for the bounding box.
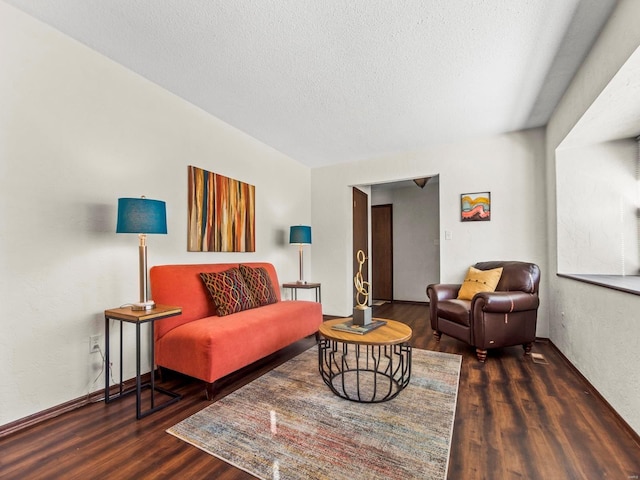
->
(239, 264, 278, 306)
(200, 268, 258, 316)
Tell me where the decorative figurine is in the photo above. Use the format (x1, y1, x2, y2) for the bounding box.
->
(353, 249, 372, 325)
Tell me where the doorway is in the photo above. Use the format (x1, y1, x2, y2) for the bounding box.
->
(369, 177, 440, 303)
(372, 204, 393, 301)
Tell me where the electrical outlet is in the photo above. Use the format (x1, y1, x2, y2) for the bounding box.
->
(89, 334, 102, 354)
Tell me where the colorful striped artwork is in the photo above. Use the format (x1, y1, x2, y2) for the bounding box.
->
(461, 192, 491, 222)
(188, 166, 255, 252)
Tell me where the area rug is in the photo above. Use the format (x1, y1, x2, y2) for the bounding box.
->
(168, 346, 461, 480)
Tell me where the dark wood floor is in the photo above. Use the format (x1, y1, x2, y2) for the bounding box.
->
(2, 303, 639, 479)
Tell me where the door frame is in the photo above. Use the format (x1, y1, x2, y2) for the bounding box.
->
(352, 187, 369, 307)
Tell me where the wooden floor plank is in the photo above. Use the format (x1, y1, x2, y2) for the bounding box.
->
(1, 303, 639, 479)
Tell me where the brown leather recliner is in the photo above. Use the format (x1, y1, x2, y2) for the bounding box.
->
(426, 261, 540, 362)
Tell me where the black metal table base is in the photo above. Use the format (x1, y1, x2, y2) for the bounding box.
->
(318, 339, 411, 403)
(105, 314, 182, 419)
(105, 382, 181, 419)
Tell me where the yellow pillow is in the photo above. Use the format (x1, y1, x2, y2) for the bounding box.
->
(457, 266, 503, 300)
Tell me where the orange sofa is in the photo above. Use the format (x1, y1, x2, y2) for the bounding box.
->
(149, 263, 322, 398)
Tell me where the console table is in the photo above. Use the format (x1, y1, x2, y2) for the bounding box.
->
(104, 304, 182, 419)
(318, 318, 412, 403)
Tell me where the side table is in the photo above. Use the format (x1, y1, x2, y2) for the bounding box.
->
(318, 318, 412, 403)
(282, 282, 321, 302)
(104, 304, 182, 419)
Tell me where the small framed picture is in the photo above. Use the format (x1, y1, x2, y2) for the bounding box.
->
(461, 192, 491, 222)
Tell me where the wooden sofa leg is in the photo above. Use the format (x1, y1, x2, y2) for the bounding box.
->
(433, 330, 442, 341)
(204, 382, 215, 401)
(476, 348, 487, 362)
(523, 342, 533, 355)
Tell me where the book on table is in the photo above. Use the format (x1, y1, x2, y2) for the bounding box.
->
(331, 319, 387, 335)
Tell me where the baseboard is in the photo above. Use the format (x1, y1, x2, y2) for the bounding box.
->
(0, 374, 148, 439)
(548, 340, 640, 448)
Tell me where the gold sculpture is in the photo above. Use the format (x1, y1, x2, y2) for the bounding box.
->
(354, 249, 370, 309)
(353, 249, 373, 325)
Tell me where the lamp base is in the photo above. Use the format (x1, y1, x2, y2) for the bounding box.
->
(131, 300, 156, 311)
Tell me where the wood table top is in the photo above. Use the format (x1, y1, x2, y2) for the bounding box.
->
(282, 282, 321, 288)
(319, 318, 412, 345)
(104, 305, 182, 323)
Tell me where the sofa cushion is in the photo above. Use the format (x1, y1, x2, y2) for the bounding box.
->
(155, 299, 323, 383)
(200, 268, 257, 316)
(239, 264, 278, 306)
(457, 266, 503, 300)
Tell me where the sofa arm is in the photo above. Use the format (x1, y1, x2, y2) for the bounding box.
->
(472, 291, 539, 313)
(426, 283, 461, 302)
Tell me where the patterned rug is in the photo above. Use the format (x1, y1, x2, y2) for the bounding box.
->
(168, 346, 461, 480)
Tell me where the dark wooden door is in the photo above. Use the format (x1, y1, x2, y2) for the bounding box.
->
(352, 187, 369, 307)
(372, 204, 393, 301)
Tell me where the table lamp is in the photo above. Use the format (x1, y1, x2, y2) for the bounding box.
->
(117, 196, 167, 310)
(289, 225, 311, 284)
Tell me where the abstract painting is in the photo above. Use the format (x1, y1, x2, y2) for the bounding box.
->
(461, 192, 491, 222)
(188, 165, 255, 252)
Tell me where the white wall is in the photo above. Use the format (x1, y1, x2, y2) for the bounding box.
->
(371, 181, 440, 302)
(312, 129, 548, 330)
(0, 3, 312, 426)
(557, 139, 639, 274)
(546, 0, 640, 435)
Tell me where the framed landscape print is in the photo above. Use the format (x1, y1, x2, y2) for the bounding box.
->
(460, 192, 491, 222)
(187, 165, 255, 252)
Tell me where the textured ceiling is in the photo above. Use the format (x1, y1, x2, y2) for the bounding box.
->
(5, 0, 617, 167)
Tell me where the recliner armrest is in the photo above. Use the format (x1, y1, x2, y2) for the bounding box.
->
(472, 291, 539, 313)
(427, 283, 461, 302)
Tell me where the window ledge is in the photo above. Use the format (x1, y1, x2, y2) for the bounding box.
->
(557, 274, 640, 296)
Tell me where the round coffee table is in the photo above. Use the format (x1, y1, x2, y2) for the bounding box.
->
(318, 318, 412, 403)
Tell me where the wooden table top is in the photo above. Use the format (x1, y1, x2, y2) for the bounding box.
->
(319, 318, 412, 345)
(104, 305, 182, 323)
(282, 282, 321, 288)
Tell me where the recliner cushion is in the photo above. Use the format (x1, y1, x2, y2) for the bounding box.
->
(474, 261, 539, 293)
(437, 298, 472, 326)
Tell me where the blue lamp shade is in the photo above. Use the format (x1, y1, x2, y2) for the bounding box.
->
(289, 225, 311, 244)
(116, 197, 167, 234)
